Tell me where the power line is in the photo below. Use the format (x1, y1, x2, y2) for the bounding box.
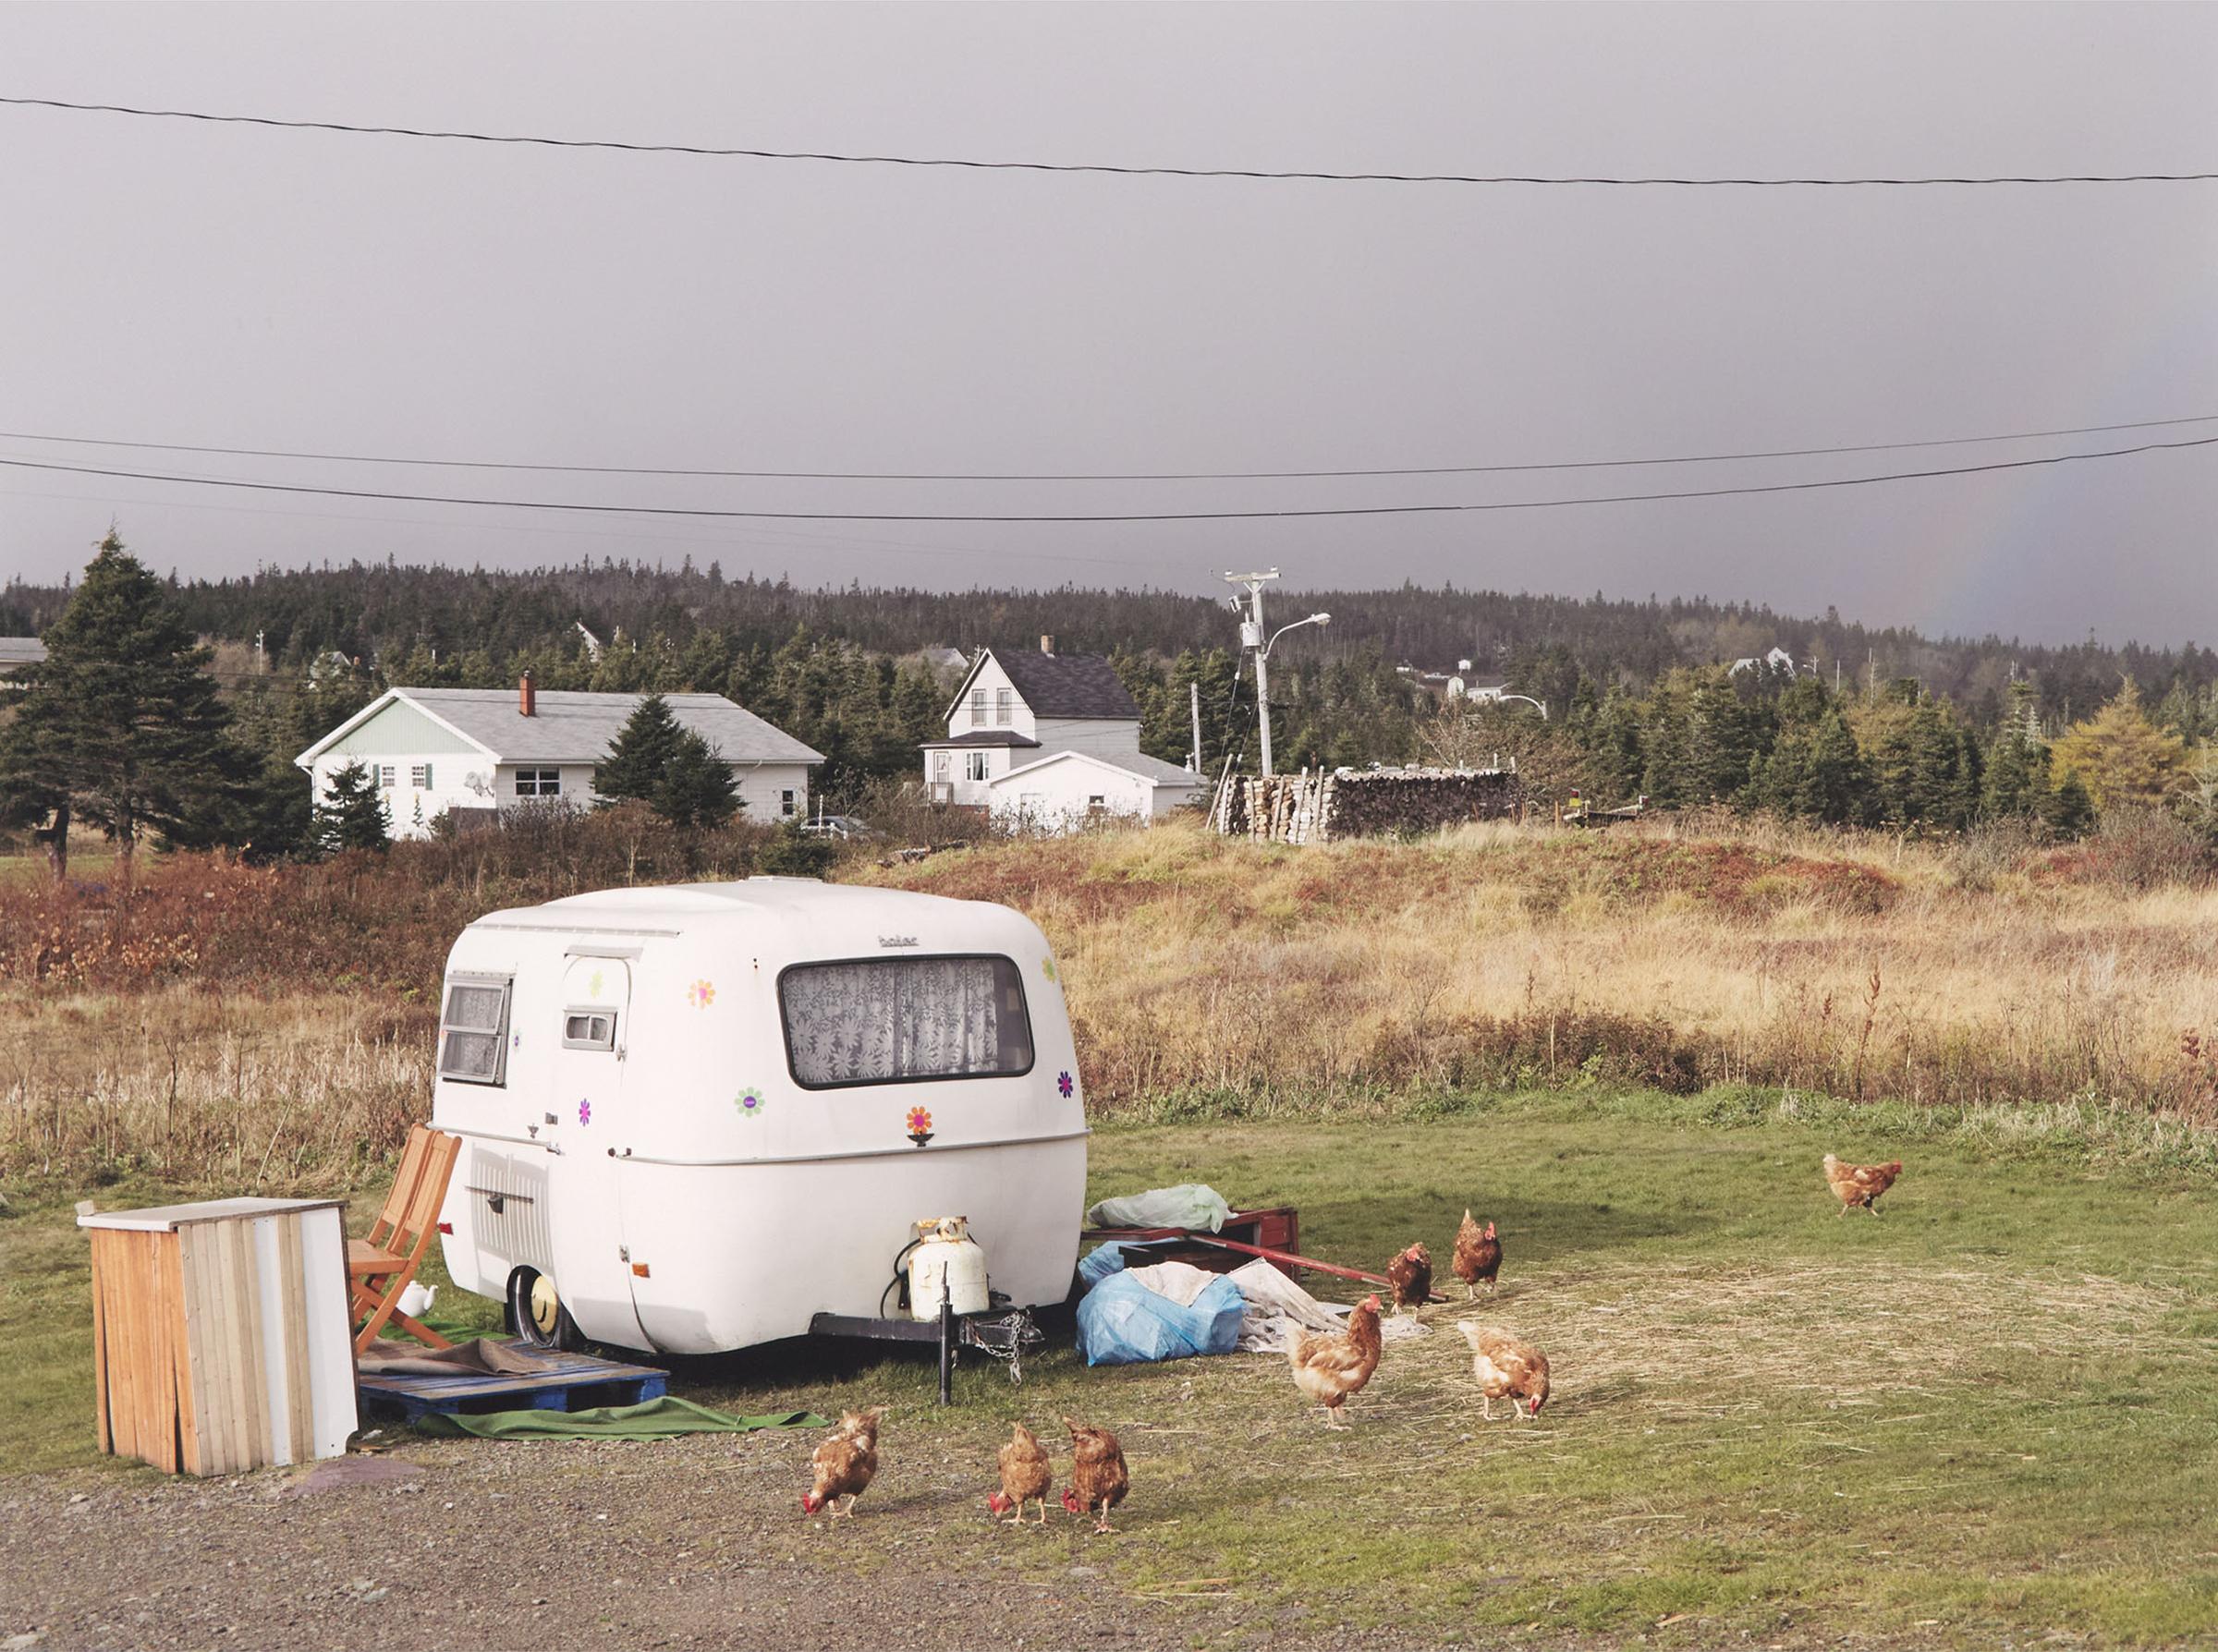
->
(6, 412, 2215, 482)
(0, 435, 2210, 522)
(5, 96, 2213, 187)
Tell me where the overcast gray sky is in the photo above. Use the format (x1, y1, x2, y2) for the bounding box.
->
(2, 2, 2213, 644)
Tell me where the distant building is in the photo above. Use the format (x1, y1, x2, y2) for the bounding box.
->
(1731, 647, 1798, 675)
(921, 637, 1201, 831)
(295, 677, 823, 839)
(0, 637, 45, 674)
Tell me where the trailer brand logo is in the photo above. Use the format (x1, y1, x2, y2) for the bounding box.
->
(688, 978, 716, 1009)
(734, 1087, 768, 1122)
(878, 934, 920, 948)
(906, 1106, 934, 1147)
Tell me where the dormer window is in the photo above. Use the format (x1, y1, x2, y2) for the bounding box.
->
(969, 687, 987, 728)
(995, 687, 1013, 725)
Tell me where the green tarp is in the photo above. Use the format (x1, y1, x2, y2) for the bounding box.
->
(414, 1396, 828, 1439)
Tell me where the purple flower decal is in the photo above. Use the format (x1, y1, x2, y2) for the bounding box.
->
(578, 1098, 591, 1126)
(735, 1087, 768, 1121)
(1058, 1071, 1075, 1099)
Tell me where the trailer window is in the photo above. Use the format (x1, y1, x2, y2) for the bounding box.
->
(439, 976, 512, 1085)
(562, 1008, 617, 1051)
(781, 955, 1034, 1088)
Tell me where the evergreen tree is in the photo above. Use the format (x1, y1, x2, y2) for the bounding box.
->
(313, 760, 390, 853)
(654, 732, 739, 829)
(593, 694, 686, 804)
(2044, 772, 2095, 838)
(0, 529, 236, 881)
(2050, 680, 2187, 811)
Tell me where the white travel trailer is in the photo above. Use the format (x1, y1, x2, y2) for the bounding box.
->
(429, 879, 1088, 1356)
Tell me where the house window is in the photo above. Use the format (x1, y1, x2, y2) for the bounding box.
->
(377, 764, 397, 788)
(561, 1008, 617, 1052)
(969, 687, 987, 727)
(780, 955, 1035, 1087)
(995, 687, 1013, 725)
(515, 769, 561, 797)
(781, 789, 797, 817)
(410, 763, 433, 789)
(1087, 795, 1107, 812)
(933, 752, 953, 783)
(966, 751, 990, 783)
(438, 975, 512, 1086)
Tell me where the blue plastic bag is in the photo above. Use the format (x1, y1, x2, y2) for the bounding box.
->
(1075, 1271, 1246, 1367)
(1077, 1241, 1135, 1290)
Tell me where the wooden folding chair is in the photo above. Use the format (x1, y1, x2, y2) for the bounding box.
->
(349, 1124, 462, 1354)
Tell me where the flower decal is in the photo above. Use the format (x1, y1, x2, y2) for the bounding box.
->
(1058, 1071, 1075, 1099)
(578, 1098, 592, 1126)
(1042, 956, 1058, 983)
(689, 979, 716, 1010)
(906, 1106, 934, 1148)
(511, 1032, 522, 1051)
(589, 967, 605, 999)
(734, 1087, 768, 1122)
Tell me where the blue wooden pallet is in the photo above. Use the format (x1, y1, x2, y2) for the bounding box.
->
(357, 1339, 669, 1423)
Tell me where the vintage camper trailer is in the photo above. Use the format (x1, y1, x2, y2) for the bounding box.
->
(429, 878, 1088, 1356)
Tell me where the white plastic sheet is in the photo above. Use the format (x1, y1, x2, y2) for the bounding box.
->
(1225, 1258, 1428, 1353)
(1082, 1184, 1235, 1234)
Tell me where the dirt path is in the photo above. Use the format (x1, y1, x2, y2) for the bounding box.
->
(0, 1428, 1215, 1652)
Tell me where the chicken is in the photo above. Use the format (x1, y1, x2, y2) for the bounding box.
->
(1286, 1293, 1383, 1428)
(1386, 1243, 1432, 1315)
(1457, 1323, 1549, 1420)
(1060, 1416, 1129, 1533)
(800, 1407, 882, 1520)
(1452, 1210, 1501, 1300)
(1822, 1153, 1902, 1216)
(987, 1421, 1054, 1525)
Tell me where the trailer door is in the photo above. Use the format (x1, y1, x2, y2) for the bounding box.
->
(543, 955, 649, 1349)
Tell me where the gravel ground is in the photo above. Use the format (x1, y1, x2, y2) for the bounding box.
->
(0, 1427, 1476, 1652)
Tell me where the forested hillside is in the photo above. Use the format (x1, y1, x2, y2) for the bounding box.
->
(7, 551, 2218, 847)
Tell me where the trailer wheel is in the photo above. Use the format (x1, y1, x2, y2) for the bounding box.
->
(508, 1267, 581, 1352)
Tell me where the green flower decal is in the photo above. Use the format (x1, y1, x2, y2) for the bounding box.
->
(734, 1087, 768, 1122)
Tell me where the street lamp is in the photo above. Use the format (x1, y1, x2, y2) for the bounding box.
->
(1250, 611, 1329, 777)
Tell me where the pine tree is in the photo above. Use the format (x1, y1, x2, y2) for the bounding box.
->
(0, 529, 236, 881)
(653, 731, 739, 829)
(594, 695, 687, 804)
(313, 760, 390, 853)
(2044, 772, 2095, 838)
(2050, 681, 2188, 811)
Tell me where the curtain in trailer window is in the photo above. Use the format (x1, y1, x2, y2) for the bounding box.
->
(782, 956, 1032, 1087)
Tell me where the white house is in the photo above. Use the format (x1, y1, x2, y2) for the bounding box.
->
(921, 638, 1203, 831)
(295, 677, 824, 838)
(1731, 647, 1798, 675)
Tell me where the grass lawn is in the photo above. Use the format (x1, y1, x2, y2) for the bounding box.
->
(7, 1089, 2218, 1646)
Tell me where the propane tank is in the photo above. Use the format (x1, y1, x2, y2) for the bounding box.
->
(907, 1216, 990, 1319)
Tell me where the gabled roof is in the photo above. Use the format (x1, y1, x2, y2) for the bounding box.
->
(296, 687, 823, 769)
(944, 647, 1140, 723)
(994, 747, 1203, 789)
(920, 731, 1042, 750)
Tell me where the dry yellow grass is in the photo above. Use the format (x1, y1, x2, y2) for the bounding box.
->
(0, 986, 433, 1186)
(871, 815, 2218, 1119)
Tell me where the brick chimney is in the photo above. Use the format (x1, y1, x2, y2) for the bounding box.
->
(518, 671, 536, 717)
(1040, 635, 1055, 655)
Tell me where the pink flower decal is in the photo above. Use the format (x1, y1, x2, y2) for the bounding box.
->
(1058, 1071, 1075, 1099)
(689, 979, 716, 1009)
(906, 1106, 934, 1147)
(578, 1098, 591, 1126)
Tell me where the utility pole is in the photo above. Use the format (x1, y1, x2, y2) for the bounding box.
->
(1188, 680, 1203, 773)
(1225, 569, 1280, 777)
(1224, 568, 1330, 779)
